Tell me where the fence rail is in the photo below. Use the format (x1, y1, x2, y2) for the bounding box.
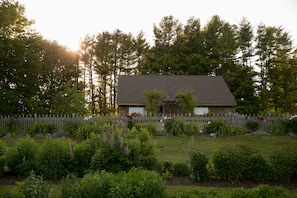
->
(0, 114, 288, 133)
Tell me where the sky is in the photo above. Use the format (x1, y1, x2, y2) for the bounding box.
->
(17, 0, 297, 51)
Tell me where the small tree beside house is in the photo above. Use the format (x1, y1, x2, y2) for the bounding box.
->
(144, 90, 163, 116)
(176, 90, 196, 115)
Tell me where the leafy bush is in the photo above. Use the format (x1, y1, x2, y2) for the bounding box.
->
(164, 118, 186, 135)
(269, 146, 297, 182)
(245, 120, 260, 132)
(63, 121, 81, 136)
(245, 154, 271, 182)
(155, 161, 172, 180)
(164, 118, 200, 135)
(203, 119, 231, 136)
(78, 171, 113, 198)
(60, 174, 80, 198)
(135, 123, 157, 135)
(0, 125, 6, 137)
(89, 122, 158, 173)
(35, 138, 73, 179)
(61, 172, 112, 198)
(7, 119, 20, 136)
(267, 123, 286, 135)
(126, 128, 158, 170)
(74, 121, 95, 139)
(189, 151, 209, 182)
(60, 168, 166, 198)
(6, 136, 39, 176)
(75, 119, 113, 140)
(17, 171, 52, 198)
(255, 184, 286, 198)
(232, 125, 245, 135)
(212, 145, 259, 182)
(282, 118, 297, 134)
(0, 140, 6, 176)
(25, 121, 56, 136)
(91, 144, 128, 173)
(125, 127, 156, 157)
(110, 168, 166, 198)
(171, 162, 190, 177)
(68, 141, 96, 177)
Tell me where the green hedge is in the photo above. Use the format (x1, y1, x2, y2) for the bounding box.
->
(60, 168, 166, 198)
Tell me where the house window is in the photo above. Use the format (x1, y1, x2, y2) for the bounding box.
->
(129, 107, 145, 116)
(194, 107, 209, 115)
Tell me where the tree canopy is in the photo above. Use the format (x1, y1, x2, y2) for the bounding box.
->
(2, 1, 297, 115)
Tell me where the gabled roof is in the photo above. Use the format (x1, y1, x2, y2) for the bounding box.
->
(117, 75, 236, 107)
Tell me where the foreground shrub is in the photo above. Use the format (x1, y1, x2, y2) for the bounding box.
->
(245, 120, 260, 132)
(203, 119, 231, 136)
(91, 143, 128, 173)
(0, 140, 6, 176)
(110, 168, 166, 198)
(60, 174, 80, 198)
(245, 153, 271, 182)
(17, 171, 52, 198)
(189, 151, 209, 182)
(60, 168, 166, 198)
(61, 172, 112, 198)
(269, 146, 297, 182)
(6, 136, 39, 176)
(125, 127, 158, 169)
(255, 184, 286, 198)
(25, 121, 56, 136)
(68, 140, 96, 177)
(171, 162, 190, 177)
(212, 144, 269, 182)
(35, 138, 73, 179)
(90, 123, 158, 173)
(78, 171, 113, 198)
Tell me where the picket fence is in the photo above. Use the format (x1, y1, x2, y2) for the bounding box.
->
(0, 114, 288, 133)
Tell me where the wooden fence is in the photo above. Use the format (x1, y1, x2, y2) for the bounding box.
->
(0, 114, 288, 133)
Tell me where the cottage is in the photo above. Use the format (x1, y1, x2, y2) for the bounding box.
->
(117, 75, 236, 116)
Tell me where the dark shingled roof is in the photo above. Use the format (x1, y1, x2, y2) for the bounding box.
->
(117, 75, 237, 106)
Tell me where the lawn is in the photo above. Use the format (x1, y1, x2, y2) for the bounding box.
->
(153, 135, 297, 163)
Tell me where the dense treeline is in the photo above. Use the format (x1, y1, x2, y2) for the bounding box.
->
(1, 0, 297, 116)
